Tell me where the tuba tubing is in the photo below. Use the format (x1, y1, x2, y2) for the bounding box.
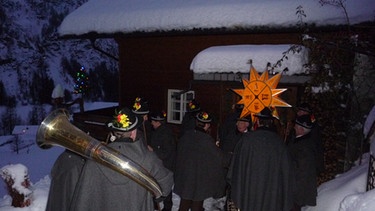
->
(36, 109, 162, 198)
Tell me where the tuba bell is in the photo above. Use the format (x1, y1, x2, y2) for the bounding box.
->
(36, 108, 162, 198)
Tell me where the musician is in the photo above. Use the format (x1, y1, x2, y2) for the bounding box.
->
(68, 107, 173, 210)
(46, 149, 85, 211)
(148, 110, 177, 211)
(180, 99, 201, 137)
(174, 111, 227, 211)
(227, 107, 295, 211)
(131, 96, 152, 146)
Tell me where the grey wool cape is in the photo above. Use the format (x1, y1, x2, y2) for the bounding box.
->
(174, 128, 228, 201)
(69, 137, 174, 211)
(227, 127, 295, 211)
(46, 150, 86, 211)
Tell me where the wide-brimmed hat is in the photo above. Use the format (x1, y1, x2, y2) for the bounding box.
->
(297, 102, 312, 114)
(236, 114, 251, 122)
(150, 110, 167, 121)
(254, 107, 275, 119)
(132, 97, 150, 115)
(107, 107, 142, 132)
(234, 104, 244, 112)
(187, 99, 201, 112)
(196, 111, 212, 123)
(295, 114, 313, 129)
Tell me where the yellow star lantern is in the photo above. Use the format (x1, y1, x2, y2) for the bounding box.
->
(232, 65, 291, 122)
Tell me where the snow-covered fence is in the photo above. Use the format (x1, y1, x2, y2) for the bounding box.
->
(11, 125, 38, 154)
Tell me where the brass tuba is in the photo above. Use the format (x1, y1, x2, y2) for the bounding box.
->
(36, 109, 162, 198)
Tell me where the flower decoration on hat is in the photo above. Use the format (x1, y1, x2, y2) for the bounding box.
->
(189, 101, 196, 110)
(117, 113, 131, 128)
(187, 99, 200, 112)
(196, 111, 212, 123)
(162, 110, 167, 118)
(231, 60, 291, 122)
(107, 108, 140, 132)
(202, 112, 209, 120)
(114, 111, 132, 129)
(132, 97, 149, 114)
(133, 97, 142, 111)
(150, 110, 167, 121)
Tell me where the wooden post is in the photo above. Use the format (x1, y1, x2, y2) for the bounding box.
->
(0, 164, 32, 207)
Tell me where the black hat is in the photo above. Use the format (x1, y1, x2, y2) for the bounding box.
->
(107, 107, 142, 132)
(234, 104, 244, 112)
(132, 97, 150, 115)
(295, 114, 313, 129)
(254, 107, 275, 119)
(196, 111, 212, 123)
(150, 110, 167, 121)
(236, 114, 251, 122)
(297, 102, 312, 114)
(187, 99, 201, 112)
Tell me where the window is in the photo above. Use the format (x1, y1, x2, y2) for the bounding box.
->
(167, 89, 195, 124)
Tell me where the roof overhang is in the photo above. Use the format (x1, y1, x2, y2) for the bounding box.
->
(58, 0, 375, 39)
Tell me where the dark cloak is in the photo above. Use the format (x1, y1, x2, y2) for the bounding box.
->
(180, 112, 198, 137)
(227, 128, 295, 211)
(174, 129, 227, 201)
(287, 132, 318, 206)
(149, 123, 177, 171)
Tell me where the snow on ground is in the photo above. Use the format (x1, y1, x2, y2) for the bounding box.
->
(1, 103, 375, 211)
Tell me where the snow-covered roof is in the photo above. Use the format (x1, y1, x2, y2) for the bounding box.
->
(58, 0, 374, 36)
(190, 44, 308, 75)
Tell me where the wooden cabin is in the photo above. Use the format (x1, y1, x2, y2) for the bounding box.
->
(59, 1, 374, 140)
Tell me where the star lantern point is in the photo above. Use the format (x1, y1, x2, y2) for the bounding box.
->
(232, 65, 291, 122)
